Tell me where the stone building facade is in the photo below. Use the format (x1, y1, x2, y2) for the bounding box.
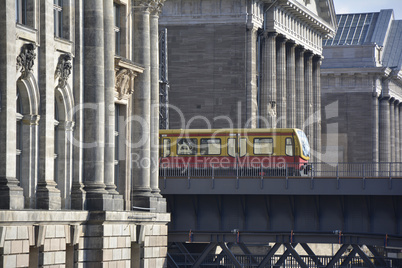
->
(159, 0, 336, 160)
(0, 0, 169, 267)
(321, 9, 402, 163)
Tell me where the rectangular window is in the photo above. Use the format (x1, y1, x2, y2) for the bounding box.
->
(16, 0, 27, 24)
(228, 138, 236, 157)
(54, 0, 63, 37)
(200, 138, 221, 155)
(114, 3, 121, 55)
(239, 138, 247, 157)
(285, 137, 293, 156)
(162, 139, 171, 157)
(177, 138, 197, 155)
(254, 138, 273, 155)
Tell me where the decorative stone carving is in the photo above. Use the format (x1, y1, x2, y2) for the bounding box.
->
(115, 68, 136, 100)
(137, 0, 166, 14)
(16, 43, 36, 78)
(114, 57, 144, 101)
(55, 54, 72, 89)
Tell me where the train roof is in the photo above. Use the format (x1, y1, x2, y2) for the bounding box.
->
(159, 128, 303, 135)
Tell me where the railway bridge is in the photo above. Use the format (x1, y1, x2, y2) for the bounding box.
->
(159, 162, 402, 267)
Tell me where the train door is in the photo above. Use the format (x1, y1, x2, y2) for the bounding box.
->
(227, 134, 247, 158)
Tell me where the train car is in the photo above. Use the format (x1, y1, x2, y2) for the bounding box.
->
(159, 128, 311, 176)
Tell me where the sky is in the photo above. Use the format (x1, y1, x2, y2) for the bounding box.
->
(333, 0, 402, 19)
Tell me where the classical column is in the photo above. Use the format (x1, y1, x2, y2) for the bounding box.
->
(395, 101, 400, 163)
(150, 6, 162, 197)
(260, 32, 277, 128)
(103, 0, 123, 211)
(71, 0, 86, 210)
(132, 0, 153, 207)
(276, 36, 287, 128)
(246, 25, 258, 128)
(295, 47, 305, 130)
(390, 99, 395, 163)
(304, 52, 314, 155)
(36, 0, 61, 210)
(379, 98, 391, 163)
(82, 0, 112, 210)
(0, 0, 24, 209)
(286, 42, 296, 128)
(372, 93, 379, 163)
(313, 56, 322, 159)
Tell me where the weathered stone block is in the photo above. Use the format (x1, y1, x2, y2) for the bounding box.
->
(16, 253, 29, 267)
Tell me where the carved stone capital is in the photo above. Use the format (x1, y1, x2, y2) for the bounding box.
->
(55, 54, 72, 89)
(135, 0, 166, 14)
(16, 43, 36, 78)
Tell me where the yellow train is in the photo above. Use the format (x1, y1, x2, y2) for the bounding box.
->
(159, 128, 311, 176)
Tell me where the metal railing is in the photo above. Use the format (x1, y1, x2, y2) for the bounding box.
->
(159, 162, 402, 179)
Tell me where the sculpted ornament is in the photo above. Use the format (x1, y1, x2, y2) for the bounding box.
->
(115, 68, 136, 100)
(137, 0, 166, 14)
(16, 43, 36, 78)
(55, 54, 72, 89)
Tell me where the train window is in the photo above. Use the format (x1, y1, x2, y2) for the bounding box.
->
(177, 138, 198, 155)
(200, 138, 221, 155)
(162, 139, 170, 157)
(228, 138, 236, 157)
(254, 138, 273, 155)
(239, 138, 247, 157)
(285, 138, 293, 156)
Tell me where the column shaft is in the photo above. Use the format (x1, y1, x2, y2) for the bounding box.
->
(379, 98, 391, 163)
(313, 56, 322, 159)
(83, 0, 110, 208)
(261, 32, 277, 128)
(37, 0, 61, 209)
(286, 43, 296, 128)
(372, 95, 379, 163)
(276, 37, 287, 128)
(395, 102, 400, 163)
(103, 0, 119, 196)
(0, 0, 24, 209)
(390, 100, 395, 163)
(132, 3, 152, 205)
(295, 47, 305, 130)
(150, 12, 161, 197)
(304, 52, 314, 154)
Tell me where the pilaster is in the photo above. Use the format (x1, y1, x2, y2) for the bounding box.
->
(390, 99, 395, 163)
(261, 32, 277, 128)
(313, 55, 322, 159)
(394, 101, 400, 163)
(372, 93, 379, 163)
(36, 0, 61, 210)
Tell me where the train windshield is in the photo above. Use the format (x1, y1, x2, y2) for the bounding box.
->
(296, 130, 310, 157)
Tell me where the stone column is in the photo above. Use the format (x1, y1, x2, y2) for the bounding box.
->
(276, 36, 287, 128)
(0, 0, 24, 209)
(395, 101, 400, 163)
(82, 0, 112, 210)
(313, 56, 322, 160)
(103, 0, 123, 211)
(372, 93, 379, 163)
(36, 0, 61, 210)
(379, 98, 391, 163)
(132, 1, 153, 207)
(390, 99, 395, 163)
(304, 52, 314, 155)
(71, 0, 86, 210)
(286, 42, 296, 128)
(150, 7, 162, 197)
(295, 47, 305, 130)
(260, 32, 277, 128)
(400, 105, 402, 163)
(246, 25, 258, 128)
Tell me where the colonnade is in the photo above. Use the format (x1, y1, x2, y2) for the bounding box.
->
(378, 96, 402, 164)
(260, 32, 322, 159)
